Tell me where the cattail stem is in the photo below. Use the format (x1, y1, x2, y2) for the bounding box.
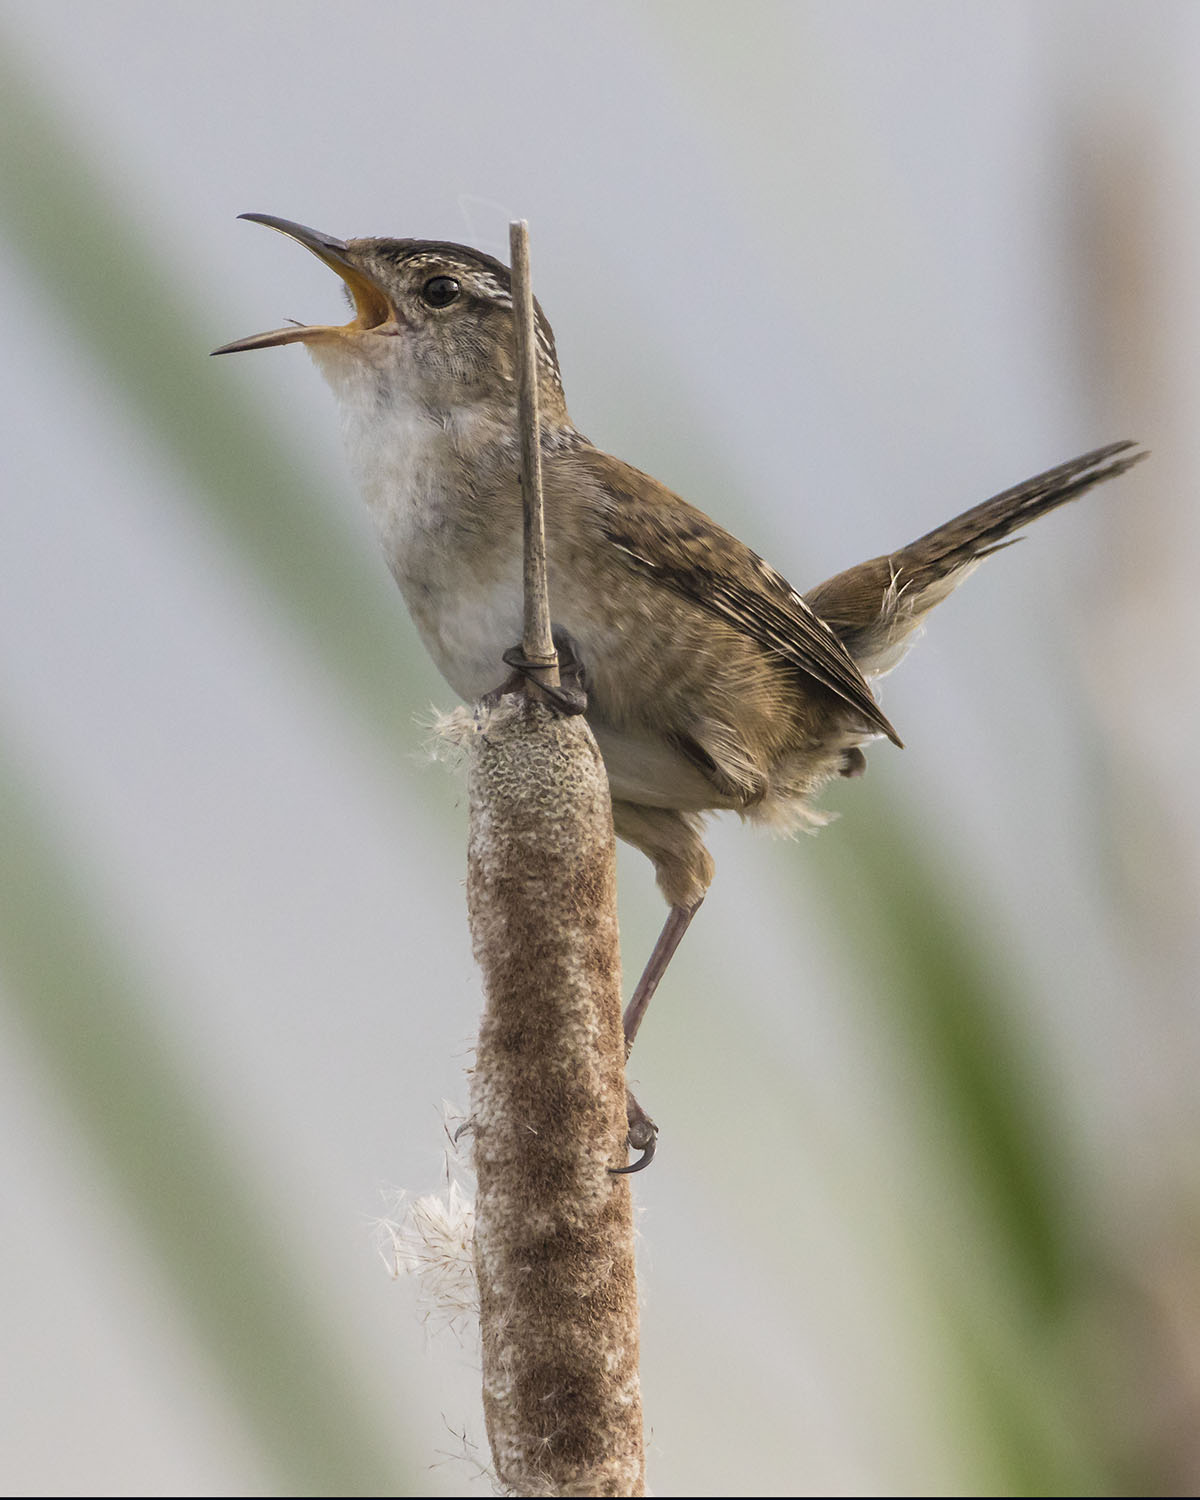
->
(510, 219, 560, 689)
(463, 222, 644, 1496)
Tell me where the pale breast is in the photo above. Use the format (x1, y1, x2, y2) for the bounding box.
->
(402, 557, 526, 701)
(330, 375, 527, 699)
(316, 356, 743, 806)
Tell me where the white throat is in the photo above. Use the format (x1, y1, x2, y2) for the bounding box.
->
(308, 341, 525, 701)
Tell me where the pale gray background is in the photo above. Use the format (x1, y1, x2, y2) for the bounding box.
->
(1, 3, 1197, 1495)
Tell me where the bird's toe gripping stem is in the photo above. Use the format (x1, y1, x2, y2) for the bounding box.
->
(496, 626, 589, 717)
(610, 1090, 658, 1175)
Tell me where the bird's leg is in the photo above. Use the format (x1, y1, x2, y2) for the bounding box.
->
(622, 898, 704, 1050)
(611, 897, 704, 1174)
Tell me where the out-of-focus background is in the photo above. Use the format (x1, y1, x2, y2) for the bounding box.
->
(1, 2, 1197, 1494)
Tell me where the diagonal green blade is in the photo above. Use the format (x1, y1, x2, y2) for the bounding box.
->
(0, 731, 416, 1495)
(0, 43, 430, 748)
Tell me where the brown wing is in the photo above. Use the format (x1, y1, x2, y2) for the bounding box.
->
(574, 448, 903, 747)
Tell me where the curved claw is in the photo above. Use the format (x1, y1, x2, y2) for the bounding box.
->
(610, 1129, 657, 1175)
(609, 1110, 658, 1175)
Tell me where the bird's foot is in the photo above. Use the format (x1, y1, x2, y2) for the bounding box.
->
(500, 644, 587, 715)
(489, 627, 588, 716)
(610, 1089, 658, 1175)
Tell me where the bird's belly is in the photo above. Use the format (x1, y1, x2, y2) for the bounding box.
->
(398, 567, 728, 811)
(589, 723, 738, 812)
(395, 561, 525, 702)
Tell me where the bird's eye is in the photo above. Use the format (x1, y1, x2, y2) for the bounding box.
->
(422, 275, 461, 309)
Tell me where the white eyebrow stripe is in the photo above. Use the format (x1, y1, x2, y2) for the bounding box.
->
(470, 270, 513, 307)
(397, 253, 562, 381)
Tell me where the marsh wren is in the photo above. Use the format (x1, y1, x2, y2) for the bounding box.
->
(215, 215, 1145, 1168)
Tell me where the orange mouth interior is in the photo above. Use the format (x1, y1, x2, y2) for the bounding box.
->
(212, 214, 392, 355)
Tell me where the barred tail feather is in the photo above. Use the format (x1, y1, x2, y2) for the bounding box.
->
(805, 441, 1147, 679)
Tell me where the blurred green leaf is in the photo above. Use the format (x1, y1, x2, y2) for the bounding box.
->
(0, 43, 428, 1494)
(0, 42, 429, 747)
(818, 781, 1072, 1305)
(0, 731, 415, 1495)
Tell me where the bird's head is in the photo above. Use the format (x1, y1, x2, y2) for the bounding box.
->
(213, 215, 568, 427)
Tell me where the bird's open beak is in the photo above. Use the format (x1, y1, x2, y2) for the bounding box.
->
(211, 214, 393, 355)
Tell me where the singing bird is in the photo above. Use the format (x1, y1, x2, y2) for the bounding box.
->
(215, 215, 1145, 1168)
